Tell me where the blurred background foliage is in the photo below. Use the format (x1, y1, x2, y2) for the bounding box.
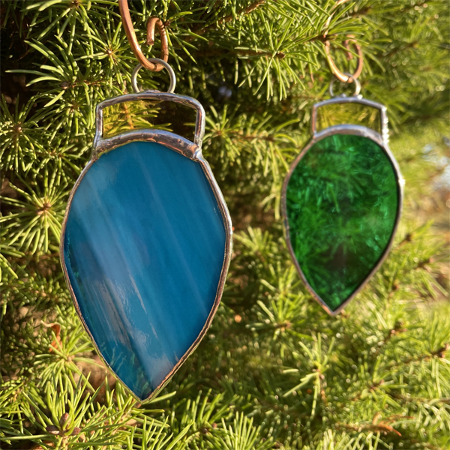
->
(1, 0, 449, 449)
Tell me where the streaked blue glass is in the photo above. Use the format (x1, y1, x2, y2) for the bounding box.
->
(63, 141, 227, 400)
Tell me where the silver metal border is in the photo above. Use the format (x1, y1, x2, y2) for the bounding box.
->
(281, 118, 404, 316)
(59, 91, 232, 403)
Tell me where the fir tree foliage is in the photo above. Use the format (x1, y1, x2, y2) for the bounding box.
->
(1, 0, 449, 449)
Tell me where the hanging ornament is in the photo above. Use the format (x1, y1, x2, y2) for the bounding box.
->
(60, 3, 232, 402)
(282, 23, 404, 315)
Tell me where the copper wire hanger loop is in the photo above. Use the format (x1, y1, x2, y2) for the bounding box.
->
(118, 0, 169, 72)
(323, 0, 363, 83)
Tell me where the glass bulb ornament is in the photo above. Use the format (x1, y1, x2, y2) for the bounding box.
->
(282, 78, 404, 315)
(60, 59, 232, 402)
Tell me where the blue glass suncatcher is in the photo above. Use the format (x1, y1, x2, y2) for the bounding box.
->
(60, 90, 233, 402)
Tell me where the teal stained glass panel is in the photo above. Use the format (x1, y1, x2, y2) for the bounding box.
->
(63, 141, 227, 400)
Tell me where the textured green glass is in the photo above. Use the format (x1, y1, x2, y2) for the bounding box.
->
(286, 133, 399, 311)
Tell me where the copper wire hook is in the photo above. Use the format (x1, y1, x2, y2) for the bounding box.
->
(118, 0, 169, 72)
(323, 0, 363, 83)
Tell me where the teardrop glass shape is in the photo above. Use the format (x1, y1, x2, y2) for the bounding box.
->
(285, 133, 400, 313)
(62, 141, 230, 401)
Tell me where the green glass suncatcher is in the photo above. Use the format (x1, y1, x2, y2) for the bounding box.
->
(282, 92, 404, 315)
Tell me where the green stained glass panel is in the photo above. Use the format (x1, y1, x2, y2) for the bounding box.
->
(285, 133, 400, 312)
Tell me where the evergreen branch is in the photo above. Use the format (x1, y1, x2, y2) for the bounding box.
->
(190, 0, 266, 37)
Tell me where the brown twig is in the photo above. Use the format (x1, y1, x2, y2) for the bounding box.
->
(337, 413, 413, 437)
(391, 343, 449, 367)
(194, 48, 286, 59)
